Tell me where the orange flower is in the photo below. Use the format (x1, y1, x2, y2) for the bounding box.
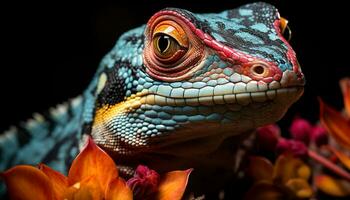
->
(319, 98, 350, 150)
(245, 155, 313, 200)
(315, 77, 350, 197)
(319, 78, 350, 150)
(1, 137, 132, 200)
(1, 137, 192, 200)
(315, 150, 350, 197)
(340, 78, 350, 117)
(315, 175, 350, 197)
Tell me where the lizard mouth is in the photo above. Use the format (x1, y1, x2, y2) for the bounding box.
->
(137, 69, 305, 108)
(141, 86, 303, 108)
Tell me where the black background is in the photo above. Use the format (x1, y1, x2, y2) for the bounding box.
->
(0, 0, 348, 132)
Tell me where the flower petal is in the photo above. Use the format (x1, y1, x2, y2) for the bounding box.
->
(285, 178, 313, 198)
(244, 181, 284, 200)
(1, 165, 55, 200)
(64, 176, 103, 200)
(296, 164, 311, 180)
(106, 178, 133, 200)
(319, 98, 350, 149)
(38, 163, 68, 199)
(340, 78, 350, 116)
(273, 154, 311, 184)
(157, 169, 192, 200)
(316, 175, 350, 197)
(64, 183, 95, 200)
(247, 156, 273, 182)
(325, 146, 350, 170)
(68, 136, 118, 193)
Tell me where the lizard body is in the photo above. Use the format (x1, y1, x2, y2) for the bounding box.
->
(0, 2, 305, 196)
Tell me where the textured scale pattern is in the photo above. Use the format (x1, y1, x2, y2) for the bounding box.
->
(91, 3, 304, 157)
(0, 2, 305, 196)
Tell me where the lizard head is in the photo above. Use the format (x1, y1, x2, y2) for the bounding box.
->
(90, 2, 305, 156)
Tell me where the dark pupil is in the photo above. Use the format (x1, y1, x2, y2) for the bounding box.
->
(158, 35, 170, 53)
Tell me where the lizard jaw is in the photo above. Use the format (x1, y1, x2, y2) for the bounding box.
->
(92, 69, 304, 130)
(91, 70, 304, 156)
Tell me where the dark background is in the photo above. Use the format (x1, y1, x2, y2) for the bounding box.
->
(0, 0, 348, 132)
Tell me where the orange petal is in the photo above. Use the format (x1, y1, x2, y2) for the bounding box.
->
(38, 163, 68, 199)
(273, 154, 311, 184)
(340, 78, 350, 116)
(1, 165, 55, 200)
(64, 176, 103, 200)
(244, 181, 284, 200)
(325, 146, 350, 170)
(296, 164, 311, 180)
(68, 136, 118, 193)
(64, 183, 95, 200)
(247, 156, 273, 182)
(285, 178, 313, 198)
(319, 98, 350, 149)
(157, 169, 192, 200)
(105, 178, 133, 200)
(316, 175, 350, 197)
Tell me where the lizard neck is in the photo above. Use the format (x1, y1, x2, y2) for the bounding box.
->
(105, 129, 255, 196)
(106, 129, 255, 175)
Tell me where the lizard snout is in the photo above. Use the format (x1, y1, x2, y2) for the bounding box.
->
(280, 68, 305, 88)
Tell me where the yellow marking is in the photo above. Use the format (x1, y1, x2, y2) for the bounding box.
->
(73, 182, 81, 189)
(93, 92, 147, 126)
(96, 73, 107, 95)
(146, 94, 155, 104)
(32, 113, 45, 122)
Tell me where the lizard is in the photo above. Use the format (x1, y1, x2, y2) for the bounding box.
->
(0, 2, 305, 197)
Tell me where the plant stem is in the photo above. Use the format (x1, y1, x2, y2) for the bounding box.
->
(308, 149, 350, 182)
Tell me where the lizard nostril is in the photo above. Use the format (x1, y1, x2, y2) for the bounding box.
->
(251, 65, 266, 75)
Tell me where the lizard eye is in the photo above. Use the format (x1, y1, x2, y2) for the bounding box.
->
(153, 34, 183, 61)
(152, 21, 188, 63)
(144, 13, 205, 82)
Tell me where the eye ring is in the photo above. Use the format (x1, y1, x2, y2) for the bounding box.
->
(143, 14, 205, 82)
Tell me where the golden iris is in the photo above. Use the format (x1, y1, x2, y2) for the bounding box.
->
(152, 21, 189, 61)
(153, 33, 181, 59)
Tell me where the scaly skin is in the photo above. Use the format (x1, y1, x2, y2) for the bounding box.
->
(0, 2, 305, 196)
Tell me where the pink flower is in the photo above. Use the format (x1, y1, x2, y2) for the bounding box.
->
(276, 138, 308, 158)
(310, 125, 328, 147)
(289, 117, 312, 145)
(256, 124, 281, 152)
(126, 165, 192, 200)
(127, 165, 160, 199)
